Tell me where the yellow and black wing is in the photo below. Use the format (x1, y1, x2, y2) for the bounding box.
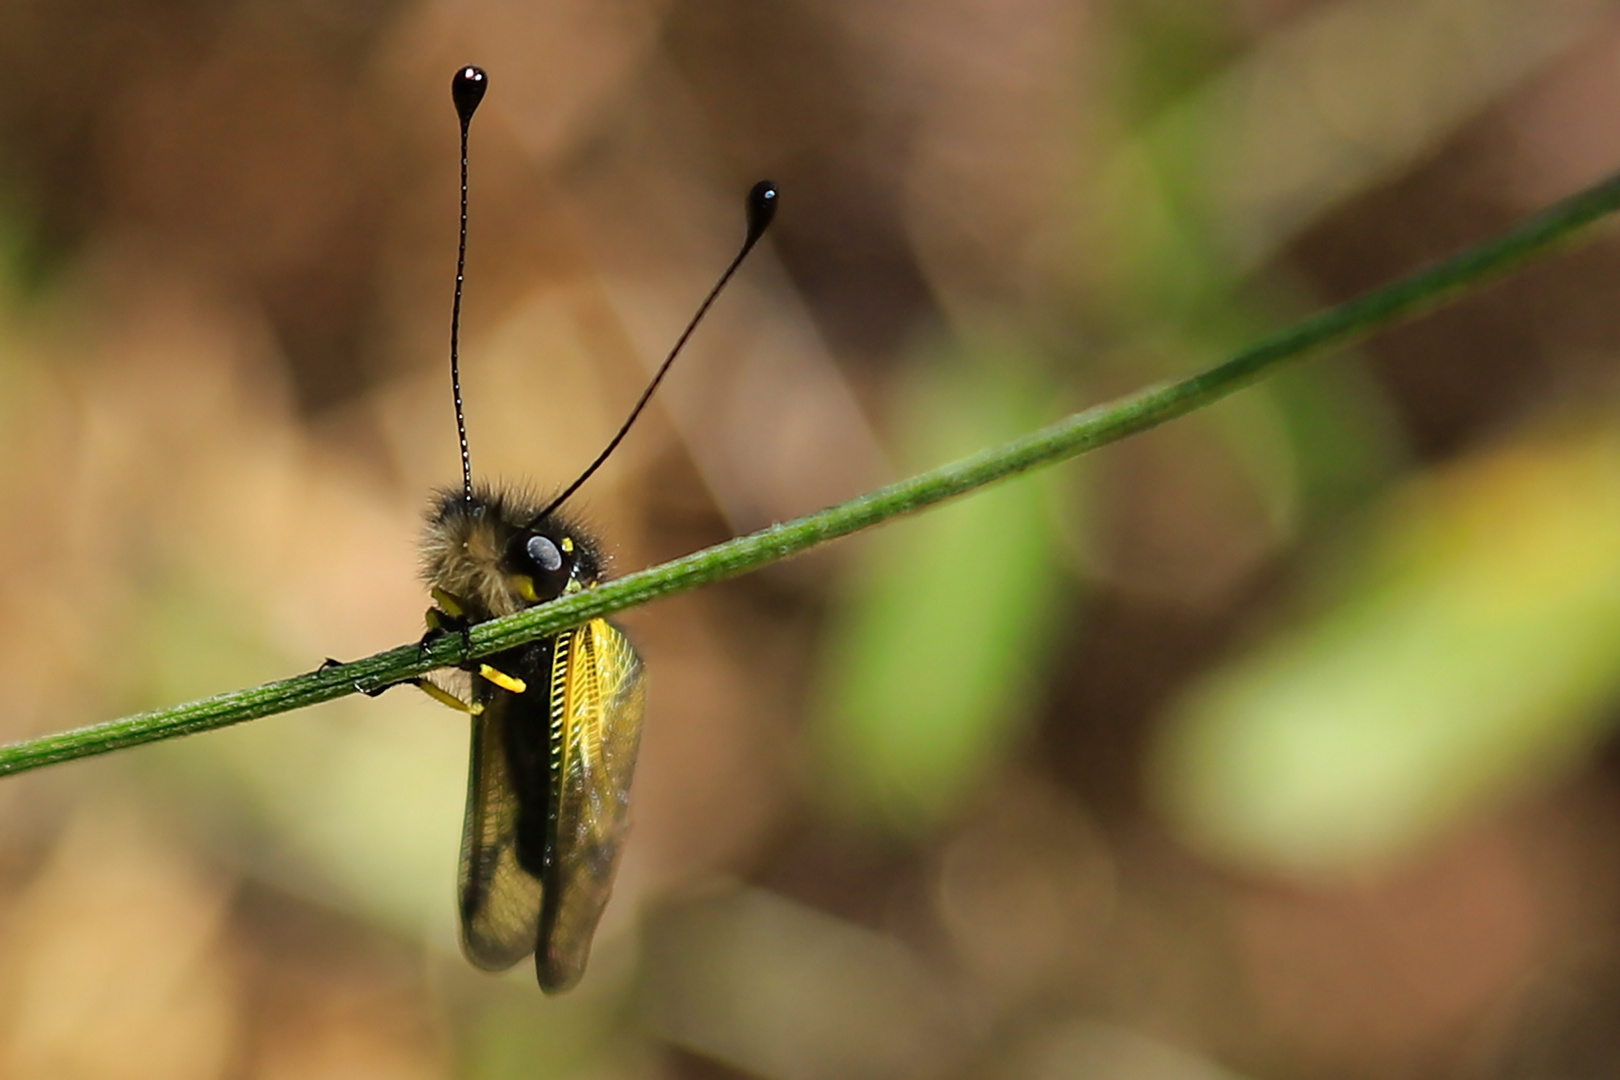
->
(457, 659, 546, 970)
(537, 617, 646, 993)
(456, 618, 645, 991)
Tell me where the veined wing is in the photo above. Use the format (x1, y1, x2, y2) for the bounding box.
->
(537, 617, 646, 993)
(458, 656, 550, 971)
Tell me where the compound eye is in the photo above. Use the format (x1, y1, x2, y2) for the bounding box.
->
(526, 534, 563, 573)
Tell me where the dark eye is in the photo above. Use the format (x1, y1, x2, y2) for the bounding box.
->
(526, 534, 563, 573)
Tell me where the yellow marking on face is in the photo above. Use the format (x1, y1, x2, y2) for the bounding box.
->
(418, 679, 483, 715)
(564, 578, 583, 594)
(512, 575, 540, 603)
(479, 664, 528, 694)
(560, 537, 574, 553)
(432, 588, 467, 618)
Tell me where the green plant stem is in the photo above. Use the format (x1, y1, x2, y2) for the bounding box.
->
(4, 169, 1620, 778)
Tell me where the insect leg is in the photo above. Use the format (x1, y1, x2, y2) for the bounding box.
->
(412, 677, 484, 714)
(318, 658, 482, 713)
(422, 598, 475, 664)
(320, 656, 401, 698)
(476, 664, 526, 693)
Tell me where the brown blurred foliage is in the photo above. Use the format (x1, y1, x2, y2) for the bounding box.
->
(1, 1, 1620, 1078)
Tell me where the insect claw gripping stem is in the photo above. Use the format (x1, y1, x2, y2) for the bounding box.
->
(416, 629, 439, 658)
(319, 657, 396, 698)
(417, 623, 475, 665)
(422, 595, 475, 665)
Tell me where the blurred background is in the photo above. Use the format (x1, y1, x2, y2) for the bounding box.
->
(2, 0, 1620, 1076)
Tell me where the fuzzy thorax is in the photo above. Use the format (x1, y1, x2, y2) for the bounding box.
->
(422, 486, 604, 621)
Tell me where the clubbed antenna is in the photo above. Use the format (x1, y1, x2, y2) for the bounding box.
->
(448, 65, 488, 504)
(531, 180, 780, 524)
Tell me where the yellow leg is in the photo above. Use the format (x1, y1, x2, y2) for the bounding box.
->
(425, 588, 471, 635)
(478, 664, 527, 694)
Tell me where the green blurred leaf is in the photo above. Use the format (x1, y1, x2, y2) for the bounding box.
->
(1154, 426, 1620, 877)
(1263, 354, 1406, 523)
(129, 568, 465, 942)
(812, 333, 1072, 833)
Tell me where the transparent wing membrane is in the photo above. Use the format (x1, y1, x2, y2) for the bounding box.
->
(539, 619, 646, 992)
(457, 697, 544, 970)
(456, 620, 644, 992)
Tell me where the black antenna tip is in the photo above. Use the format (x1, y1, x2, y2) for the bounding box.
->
(452, 66, 488, 127)
(745, 180, 779, 249)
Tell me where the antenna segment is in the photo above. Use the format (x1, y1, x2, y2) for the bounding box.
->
(449, 65, 488, 504)
(531, 180, 779, 524)
(443, 65, 778, 523)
